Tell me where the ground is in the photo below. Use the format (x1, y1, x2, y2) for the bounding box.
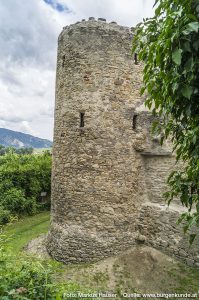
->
(4, 212, 199, 299)
(4, 211, 50, 253)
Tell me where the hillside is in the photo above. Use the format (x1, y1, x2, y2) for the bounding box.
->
(0, 128, 52, 148)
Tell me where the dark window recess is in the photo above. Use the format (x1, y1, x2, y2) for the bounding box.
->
(80, 112, 85, 127)
(62, 55, 65, 67)
(133, 114, 138, 130)
(134, 53, 138, 65)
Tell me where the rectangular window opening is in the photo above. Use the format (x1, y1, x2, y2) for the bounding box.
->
(134, 53, 138, 65)
(80, 112, 85, 128)
(62, 55, 65, 68)
(133, 114, 138, 130)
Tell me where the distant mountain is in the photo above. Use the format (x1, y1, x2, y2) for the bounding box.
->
(0, 128, 52, 149)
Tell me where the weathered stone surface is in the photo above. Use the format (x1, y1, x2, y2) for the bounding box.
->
(98, 17, 106, 21)
(136, 203, 199, 266)
(47, 19, 199, 266)
(47, 19, 144, 264)
(24, 234, 50, 259)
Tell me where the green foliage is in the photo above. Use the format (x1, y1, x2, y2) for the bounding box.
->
(0, 188, 36, 215)
(0, 152, 52, 224)
(0, 228, 58, 299)
(0, 145, 34, 156)
(0, 226, 99, 300)
(0, 253, 52, 299)
(0, 208, 10, 225)
(133, 0, 199, 235)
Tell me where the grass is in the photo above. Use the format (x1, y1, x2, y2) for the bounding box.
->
(168, 264, 199, 294)
(4, 211, 50, 253)
(3, 212, 199, 299)
(1, 212, 101, 300)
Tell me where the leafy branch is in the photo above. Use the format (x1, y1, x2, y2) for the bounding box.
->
(133, 0, 199, 243)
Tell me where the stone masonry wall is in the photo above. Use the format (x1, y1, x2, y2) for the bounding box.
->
(137, 203, 199, 267)
(47, 18, 145, 263)
(47, 18, 199, 266)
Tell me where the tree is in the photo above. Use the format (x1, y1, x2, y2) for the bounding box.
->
(0, 151, 52, 224)
(133, 0, 199, 242)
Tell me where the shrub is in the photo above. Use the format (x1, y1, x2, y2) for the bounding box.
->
(0, 207, 10, 225)
(0, 252, 54, 299)
(0, 188, 37, 215)
(0, 152, 52, 224)
(0, 232, 99, 300)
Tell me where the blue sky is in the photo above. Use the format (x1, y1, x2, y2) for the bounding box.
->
(43, 0, 69, 12)
(0, 0, 154, 140)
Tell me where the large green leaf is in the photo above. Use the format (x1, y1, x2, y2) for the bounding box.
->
(172, 48, 182, 65)
(181, 86, 193, 99)
(183, 22, 199, 34)
(187, 22, 199, 32)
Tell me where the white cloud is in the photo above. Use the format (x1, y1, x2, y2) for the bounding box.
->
(0, 0, 154, 140)
(59, 0, 155, 25)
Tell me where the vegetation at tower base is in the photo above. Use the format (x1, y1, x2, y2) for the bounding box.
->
(0, 221, 96, 300)
(2, 213, 199, 299)
(133, 0, 199, 241)
(0, 151, 52, 224)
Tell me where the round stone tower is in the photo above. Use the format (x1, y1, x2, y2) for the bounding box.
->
(47, 18, 144, 263)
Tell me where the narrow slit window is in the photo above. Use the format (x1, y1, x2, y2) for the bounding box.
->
(133, 114, 138, 130)
(134, 53, 138, 65)
(62, 55, 65, 67)
(80, 112, 85, 128)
